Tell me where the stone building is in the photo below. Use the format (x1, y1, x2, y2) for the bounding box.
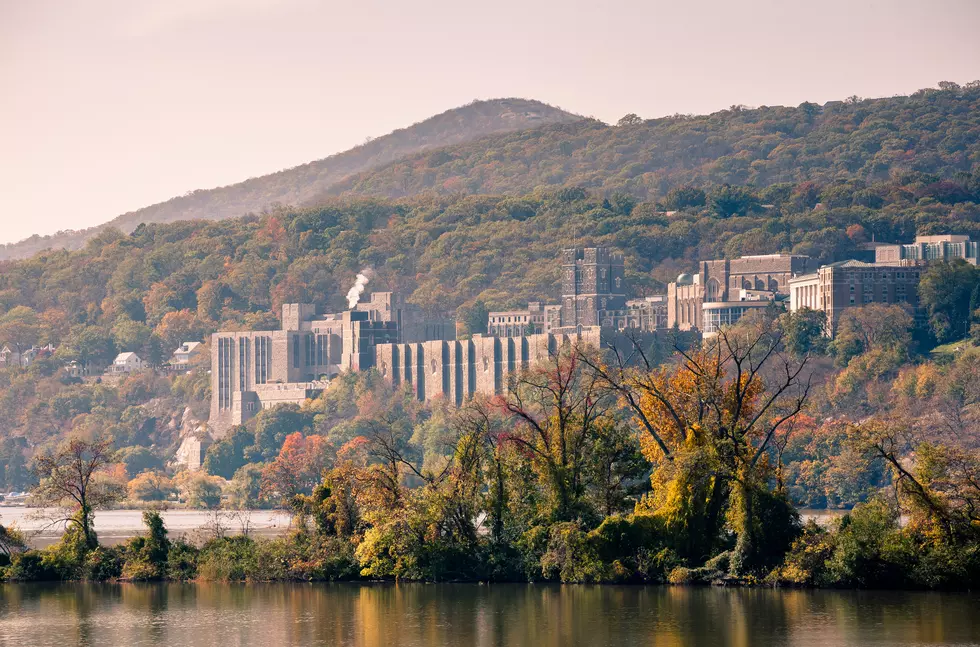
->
(488, 247, 667, 336)
(487, 302, 559, 337)
(875, 234, 978, 266)
(559, 247, 627, 329)
(666, 254, 813, 332)
(375, 329, 604, 405)
(788, 260, 923, 335)
(209, 292, 453, 436)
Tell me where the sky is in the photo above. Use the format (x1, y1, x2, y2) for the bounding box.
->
(1, 0, 978, 245)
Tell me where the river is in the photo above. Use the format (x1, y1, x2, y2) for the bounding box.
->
(0, 582, 977, 647)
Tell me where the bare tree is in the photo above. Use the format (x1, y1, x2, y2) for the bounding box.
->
(31, 435, 124, 548)
(502, 343, 615, 521)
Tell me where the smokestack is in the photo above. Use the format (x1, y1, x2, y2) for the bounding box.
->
(346, 269, 373, 309)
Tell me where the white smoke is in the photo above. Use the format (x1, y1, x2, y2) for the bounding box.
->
(346, 269, 373, 309)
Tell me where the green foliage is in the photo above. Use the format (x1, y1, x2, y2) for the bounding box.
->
(116, 445, 162, 476)
(919, 260, 980, 343)
(204, 427, 253, 479)
(780, 308, 828, 357)
(710, 184, 761, 218)
(121, 511, 170, 580)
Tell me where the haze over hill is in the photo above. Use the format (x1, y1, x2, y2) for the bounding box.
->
(3, 83, 978, 263)
(323, 84, 980, 201)
(0, 99, 579, 261)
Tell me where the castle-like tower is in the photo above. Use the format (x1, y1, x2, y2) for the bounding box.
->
(559, 247, 627, 328)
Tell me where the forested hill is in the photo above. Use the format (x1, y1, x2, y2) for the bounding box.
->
(0, 99, 580, 261)
(323, 83, 980, 201)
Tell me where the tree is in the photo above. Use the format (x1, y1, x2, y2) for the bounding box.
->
(503, 346, 615, 522)
(128, 471, 176, 502)
(458, 300, 490, 337)
(31, 435, 124, 548)
(259, 432, 333, 506)
(781, 308, 827, 357)
(203, 426, 253, 479)
(829, 303, 913, 365)
(919, 260, 980, 343)
(0, 306, 40, 353)
(617, 113, 643, 127)
(662, 186, 706, 211)
(116, 446, 163, 477)
(252, 405, 313, 461)
(175, 472, 223, 509)
(155, 309, 207, 353)
(0, 517, 26, 558)
(581, 321, 810, 572)
(709, 184, 760, 218)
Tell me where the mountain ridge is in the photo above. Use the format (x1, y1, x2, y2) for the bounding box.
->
(0, 98, 580, 261)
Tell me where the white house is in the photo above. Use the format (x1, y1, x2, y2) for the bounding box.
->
(171, 341, 203, 367)
(0, 345, 17, 369)
(111, 352, 144, 374)
(0, 344, 55, 369)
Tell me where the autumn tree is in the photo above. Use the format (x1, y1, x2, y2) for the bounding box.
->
(581, 320, 810, 572)
(31, 435, 124, 548)
(259, 432, 333, 506)
(502, 345, 617, 523)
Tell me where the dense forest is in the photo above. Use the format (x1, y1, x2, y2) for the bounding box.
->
(325, 82, 980, 200)
(1, 82, 979, 588)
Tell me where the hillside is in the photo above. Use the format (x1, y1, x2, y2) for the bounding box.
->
(1, 81, 979, 501)
(323, 83, 980, 200)
(0, 99, 580, 261)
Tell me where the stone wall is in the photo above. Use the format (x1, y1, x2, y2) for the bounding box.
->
(375, 328, 607, 403)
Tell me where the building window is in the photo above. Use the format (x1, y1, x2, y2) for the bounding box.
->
(483, 357, 489, 372)
(292, 335, 300, 369)
(431, 359, 438, 375)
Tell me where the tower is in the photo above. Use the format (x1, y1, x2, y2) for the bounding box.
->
(559, 247, 627, 328)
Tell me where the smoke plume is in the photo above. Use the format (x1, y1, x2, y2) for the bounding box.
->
(346, 269, 373, 309)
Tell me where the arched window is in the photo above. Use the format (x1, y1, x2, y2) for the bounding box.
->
(483, 357, 489, 372)
(707, 278, 721, 301)
(431, 359, 438, 375)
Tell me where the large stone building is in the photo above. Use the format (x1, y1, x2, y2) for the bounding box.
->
(875, 234, 978, 266)
(211, 248, 662, 435)
(789, 261, 923, 335)
(375, 329, 606, 406)
(666, 254, 814, 332)
(789, 234, 975, 336)
(209, 292, 453, 435)
(488, 247, 667, 337)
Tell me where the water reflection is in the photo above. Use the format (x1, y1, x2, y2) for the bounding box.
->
(1, 582, 978, 647)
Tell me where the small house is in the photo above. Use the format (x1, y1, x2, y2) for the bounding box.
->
(171, 341, 204, 367)
(111, 352, 144, 374)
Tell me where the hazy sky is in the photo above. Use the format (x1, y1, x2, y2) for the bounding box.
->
(1, 0, 978, 245)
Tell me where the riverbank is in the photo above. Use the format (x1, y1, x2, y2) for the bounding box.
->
(0, 507, 292, 548)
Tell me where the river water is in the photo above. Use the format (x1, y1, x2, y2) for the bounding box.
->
(0, 582, 977, 647)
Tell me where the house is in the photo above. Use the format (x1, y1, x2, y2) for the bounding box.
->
(65, 359, 105, 379)
(171, 341, 204, 367)
(0, 344, 55, 369)
(0, 345, 18, 369)
(110, 352, 144, 374)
